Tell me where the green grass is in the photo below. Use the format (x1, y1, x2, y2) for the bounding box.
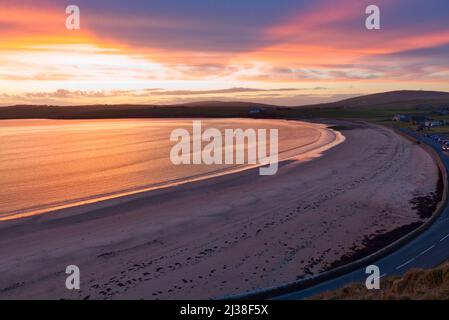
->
(284, 104, 449, 134)
(2, 99, 449, 130)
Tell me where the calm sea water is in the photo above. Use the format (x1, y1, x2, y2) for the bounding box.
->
(0, 118, 327, 220)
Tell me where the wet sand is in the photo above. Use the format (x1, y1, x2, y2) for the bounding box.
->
(0, 121, 439, 299)
(0, 118, 339, 220)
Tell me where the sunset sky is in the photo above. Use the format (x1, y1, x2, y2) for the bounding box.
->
(1, 0, 449, 106)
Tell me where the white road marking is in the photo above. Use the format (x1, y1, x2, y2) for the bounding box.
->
(417, 245, 435, 257)
(379, 273, 388, 279)
(373, 273, 388, 281)
(396, 258, 415, 270)
(395, 243, 437, 270)
(440, 234, 449, 242)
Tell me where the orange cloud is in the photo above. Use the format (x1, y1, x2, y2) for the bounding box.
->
(1, 0, 448, 106)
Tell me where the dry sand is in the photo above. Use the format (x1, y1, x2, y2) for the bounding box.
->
(0, 121, 439, 299)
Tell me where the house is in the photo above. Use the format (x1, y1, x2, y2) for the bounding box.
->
(425, 120, 444, 127)
(392, 114, 410, 122)
(248, 107, 266, 115)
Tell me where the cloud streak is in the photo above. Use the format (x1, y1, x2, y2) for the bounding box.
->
(0, 0, 449, 105)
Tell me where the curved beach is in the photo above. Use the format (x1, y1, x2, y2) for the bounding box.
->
(0, 119, 341, 221)
(0, 120, 439, 299)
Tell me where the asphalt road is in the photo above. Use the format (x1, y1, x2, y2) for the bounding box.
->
(275, 129, 449, 300)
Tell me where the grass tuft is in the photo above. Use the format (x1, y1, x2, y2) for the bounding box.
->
(312, 262, 449, 300)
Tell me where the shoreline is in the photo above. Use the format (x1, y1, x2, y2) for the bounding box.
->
(0, 120, 440, 299)
(237, 124, 448, 300)
(0, 119, 344, 222)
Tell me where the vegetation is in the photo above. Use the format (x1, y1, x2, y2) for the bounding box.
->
(312, 261, 449, 300)
(2, 90, 449, 126)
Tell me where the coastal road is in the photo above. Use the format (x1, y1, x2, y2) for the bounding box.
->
(275, 130, 449, 299)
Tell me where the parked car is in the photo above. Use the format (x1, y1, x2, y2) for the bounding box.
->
(441, 141, 449, 150)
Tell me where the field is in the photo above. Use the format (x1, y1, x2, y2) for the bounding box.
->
(2, 92, 449, 136)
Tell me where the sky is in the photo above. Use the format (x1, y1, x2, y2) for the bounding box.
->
(0, 0, 449, 106)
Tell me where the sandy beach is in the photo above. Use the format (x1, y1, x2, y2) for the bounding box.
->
(0, 121, 439, 299)
(0, 118, 339, 220)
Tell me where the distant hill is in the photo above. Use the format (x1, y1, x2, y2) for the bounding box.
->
(1, 90, 449, 119)
(302, 90, 449, 109)
(0, 100, 280, 119)
(174, 100, 275, 108)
